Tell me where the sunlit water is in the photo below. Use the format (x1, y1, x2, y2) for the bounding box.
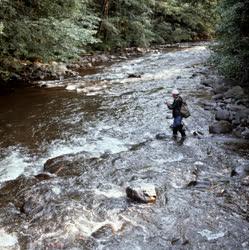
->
(0, 44, 248, 249)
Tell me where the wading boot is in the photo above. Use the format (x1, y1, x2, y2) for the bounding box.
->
(172, 127, 178, 140)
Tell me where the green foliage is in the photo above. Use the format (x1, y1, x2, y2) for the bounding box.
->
(153, 0, 218, 44)
(0, 0, 99, 80)
(213, 0, 249, 83)
(93, 0, 218, 49)
(0, 0, 219, 81)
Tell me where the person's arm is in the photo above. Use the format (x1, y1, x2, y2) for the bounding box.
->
(166, 100, 176, 110)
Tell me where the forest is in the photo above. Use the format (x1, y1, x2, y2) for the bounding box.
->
(0, 0, 248, 84)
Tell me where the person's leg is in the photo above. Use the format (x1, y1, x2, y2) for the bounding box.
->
(173, 116, 182, 138)
(179, 124, 186, 137)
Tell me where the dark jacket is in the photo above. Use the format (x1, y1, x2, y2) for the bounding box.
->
(167, 96, 183, 118)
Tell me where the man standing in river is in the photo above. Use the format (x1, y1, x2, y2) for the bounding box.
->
(166, 89, 186, 139)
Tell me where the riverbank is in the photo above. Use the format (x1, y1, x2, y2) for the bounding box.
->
(198, 67, 249, 139)
(0, 42, 211, 95)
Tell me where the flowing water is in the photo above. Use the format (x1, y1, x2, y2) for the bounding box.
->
(0, 44, 249, 250)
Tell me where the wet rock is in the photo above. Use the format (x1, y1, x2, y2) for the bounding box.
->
(233, 126, 246, 138)
(0, 176, 38, 208)
(223, 98, 232, 104)
(213, 85, 229, 94)
(200, 78, 214, 87)
(156, 133, 167, 140)
(209, 121, 233, 134)
(241, 128, 249, 139)
(35, 172, 55, 181)
(235, 109, 249, 122)
(212, 93, 224, 101)
(215, 109, 231, 121)
(44, 152, 102, 177)
(126, 183, 157, 203)
(128, 73, 141, 78)
(228, 104, 247, 112)
(202, 101, 216, 111)
(21, 196, 44, 216)
(91, 224, 114, 239)
(192, 131, 204, 138)
(169, 166, 199, 188)
(224, 86, 244, 99)
(241, 176, 249, 186)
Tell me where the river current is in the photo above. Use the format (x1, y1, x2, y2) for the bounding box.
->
(0, 44, 248, 249)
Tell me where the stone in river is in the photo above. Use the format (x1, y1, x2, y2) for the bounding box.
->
(128, 73, 141, 78)
(156, 133, 167, 140)
(126, 183, 157, 203)
(215, 109, 231, 121)
(209, 121, 233, 134)
(224, 86, 244, 99)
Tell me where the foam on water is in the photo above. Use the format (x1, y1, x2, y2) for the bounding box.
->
(198, 229, 226, 241)
(0, 229, 19, 248)
(0, 132, 129, 183)
(0, 148, 31, 183)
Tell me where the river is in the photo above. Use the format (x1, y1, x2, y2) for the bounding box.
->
(0, 44, 248, 249)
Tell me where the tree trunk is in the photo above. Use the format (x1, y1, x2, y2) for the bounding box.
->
(98, 0, 110, 36)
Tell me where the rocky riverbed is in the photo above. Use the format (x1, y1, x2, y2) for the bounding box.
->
(0, 43, 248, 249)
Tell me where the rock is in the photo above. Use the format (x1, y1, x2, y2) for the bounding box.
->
(233, 126, 245, 138)
(35, 172, 55, 181)
(192, 131, 204, 137)
(0, 176, 38, 208)
(200, 78, 214, 87)
(97, 55, 110, 63)
(241, 176, 249, 186)
(128, 73, 141, 78)
(223, 98, 232, 104)
(227, 104, 247, 112)
(212, 93, 224, 101)
(156, 133, 167, 140)
(202, 101, 216, 111)
(66, 85, 77, 91)
(215, 109, 231, 121)
(136, 47, 146, 54)
(213, 85, 229, 94)
(242, 128, 249, 139)
(224, 86, 244, 99)
(126, 183, 157, 203)
(44, 152, 99, 177)
(91, 224, 114, 238)
(209, 121, 233, 134)
(232, 109, 249, 125)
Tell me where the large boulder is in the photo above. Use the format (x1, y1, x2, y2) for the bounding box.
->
(209, 121, 233, 134)
(43, 151, 100, 177)
(126, 183, 157, 203)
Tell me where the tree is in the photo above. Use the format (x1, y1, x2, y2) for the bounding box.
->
(0, 0, 99, 80)
(214, 0, 249, 83)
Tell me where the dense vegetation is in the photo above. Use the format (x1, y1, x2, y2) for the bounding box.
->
(0, 0, 218, 82)
(214, 0, 249, 84)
